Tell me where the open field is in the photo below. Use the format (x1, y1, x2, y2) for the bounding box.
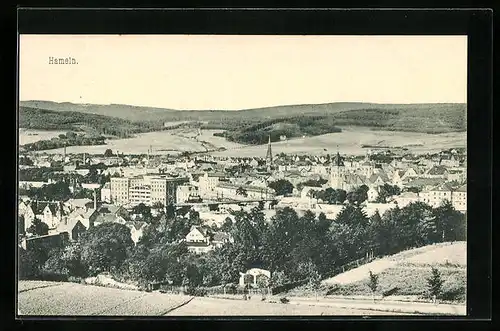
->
(210, 126, 466, 157)
(27, 129, 245, 155)
(18, 281, 190, 316)
(18, 129, 66, 145)
(24, 126, 466, 156)
(17, 281, 410, 316)
(166, 296, 410, 316)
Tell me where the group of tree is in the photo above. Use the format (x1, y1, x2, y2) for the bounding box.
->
(19, 167, 57, 182)
(19, 199, 465, 295)
(23, 133, 106, 152)
(309, 188, 347, 205)
(19, 156, 34, 166)
(222, 116, 342, 145)
(268, 179, 294, 196)
(310, 185, 369, 206)
(375, 184, 402, 203)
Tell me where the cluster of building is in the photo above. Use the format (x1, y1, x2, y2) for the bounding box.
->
(18, 138, 467, 255)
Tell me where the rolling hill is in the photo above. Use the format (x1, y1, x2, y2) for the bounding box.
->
(19, 101, 467, 147)
(19, 106, 164, 136)
(20, 100, 466, 132)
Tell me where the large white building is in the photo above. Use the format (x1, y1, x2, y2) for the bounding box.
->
(420, 183, 467, 213)
(110, 175, 188, 207)
(176, 185, 199, 204)
(198, 173, 220, 199)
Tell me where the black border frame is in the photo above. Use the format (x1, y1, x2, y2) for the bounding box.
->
(6, 7, 493, 329)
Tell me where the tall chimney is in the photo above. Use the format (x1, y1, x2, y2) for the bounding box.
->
(63, 146, 67, 163)
(93, 189, 97, 210)
(83, 153, 86, 164)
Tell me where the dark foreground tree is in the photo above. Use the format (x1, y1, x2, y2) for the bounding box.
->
(427, 267, 444, 303)
(368, 271, 379, 303)
(268, 179, 294, 196)
(26, 218, 49, 237)
(79, 223, 134, 276)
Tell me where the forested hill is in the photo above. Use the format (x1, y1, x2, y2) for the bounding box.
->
(19, 106, 163, 136)
(19, 100, 466, 135)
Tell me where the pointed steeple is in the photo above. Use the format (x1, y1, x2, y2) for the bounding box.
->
(266, 135, 273, 165)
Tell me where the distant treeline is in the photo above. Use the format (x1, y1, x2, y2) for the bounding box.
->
(22, 132, 106, 151)
(19, 106, 164, 137)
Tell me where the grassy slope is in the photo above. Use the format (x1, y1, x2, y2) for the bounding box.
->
(20, 100, 466, 134)
(286, 242, 466, 302)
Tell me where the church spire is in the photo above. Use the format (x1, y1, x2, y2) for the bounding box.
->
(266, 135, 273, 166)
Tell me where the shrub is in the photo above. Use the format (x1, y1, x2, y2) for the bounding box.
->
(68, 276, 83, 284)
(184, 287, 207, 297)
(280, 297, 289, 304)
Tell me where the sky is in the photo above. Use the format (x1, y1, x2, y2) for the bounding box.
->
(19, 35, 467, 110)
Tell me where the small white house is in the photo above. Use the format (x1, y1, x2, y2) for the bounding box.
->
(238, 268, 271, 288)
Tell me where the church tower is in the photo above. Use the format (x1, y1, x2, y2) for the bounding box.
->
(330, 151, 346, 190)
(266, 135, 273, 168)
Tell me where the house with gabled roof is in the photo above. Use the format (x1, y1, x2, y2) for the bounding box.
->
(64, 198, 94, 213)
(211, 231, 234, 248)
(420, 182, 454, 208)
(184, 225, 213, 254)
(93, 204, 129, 226)
(125, 221, 148, 244)
(392, 191, 421, 208)
(33, 201, 66, 230)
(66, 208, 98, 229)
(424, 165, 449, 179)
(439, 154, 460, 168)
(56, 218, 87, 241)
(19, 201, 35, 232)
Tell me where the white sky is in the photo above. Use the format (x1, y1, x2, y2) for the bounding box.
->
(19, 35, 467, 110)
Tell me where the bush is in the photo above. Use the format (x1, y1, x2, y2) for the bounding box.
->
(184, 287, 207, 297)
(68, 276, 83, 284)
(280, 297, 290, 304)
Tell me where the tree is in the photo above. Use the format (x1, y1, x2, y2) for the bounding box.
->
(131, 203, 152, 220)
(165, 203, 176, 220)
(335, 205, 369, 228)
(236, 187, 248, 198)
(268, 179, 294, 196)
(269, 270, 289, 290)
(18, 247, 40, 279)
(26, 217, 49, 237)
(347, 186, 369, 205)
(427, 267, 444, 303)
(104, 149, 114, 157)
(188, 210, 201, 225)
(221, 217, 233, 232)
(256, 274, 270, 298)
(335, 189, 347, 204)
(79, 223, 134, 276)
(33, 182, 72, 201)
(376, 184, 402, 203)
(368, 270, 379, 303)
(298, 261, 322, 301)
(433, 200, 466, 242)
